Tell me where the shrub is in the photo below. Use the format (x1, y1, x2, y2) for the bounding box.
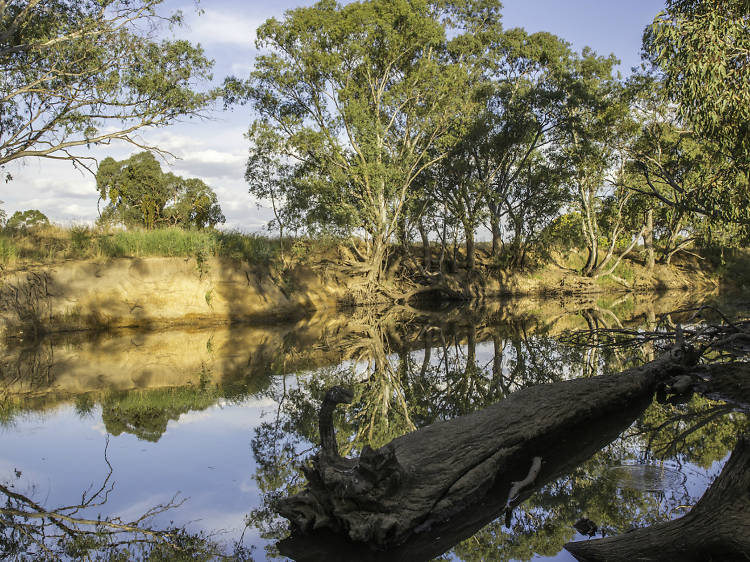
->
(6, 209, 49, 231)
(216, 231, 278, 264)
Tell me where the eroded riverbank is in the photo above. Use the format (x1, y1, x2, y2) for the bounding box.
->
(0, 253, 719, 338)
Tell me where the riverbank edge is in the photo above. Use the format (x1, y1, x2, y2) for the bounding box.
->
(0, 253, 720, 339)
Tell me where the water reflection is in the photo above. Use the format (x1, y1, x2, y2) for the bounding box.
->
(0, 292, 747, 560)
(0, 438, 251, 560)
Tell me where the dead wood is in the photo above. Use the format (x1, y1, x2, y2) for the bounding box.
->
(277, 378, 659, 561)
(276, 343, 700, 550)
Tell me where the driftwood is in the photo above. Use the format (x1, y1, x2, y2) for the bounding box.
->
(565, 434, 750, 561)
(277, 344, 700, 552)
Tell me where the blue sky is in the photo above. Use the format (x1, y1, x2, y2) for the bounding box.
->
(2, 0, 666, 230)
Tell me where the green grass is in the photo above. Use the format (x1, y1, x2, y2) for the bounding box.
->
(0, 225, 283, 265)
(0, 234, 19, 263)
(97, 228, 217, 258)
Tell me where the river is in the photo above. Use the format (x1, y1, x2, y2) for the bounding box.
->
(1, 292, 747, 560)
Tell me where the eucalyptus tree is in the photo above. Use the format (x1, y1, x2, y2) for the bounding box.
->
(619, 75, 706, 264)
(246, 122, 302, 260)
(477, 30, 579, 257)
(501, 151, 570, 267)
(643, 0, 749, 174)
(5, 209, 49, 230)
(96, 151, 224, 229)
(555, 50, 647, 279)
(246, 0, 500, 283)
(429, 129, 489, 270)
(620, 73, 750, 259)
(0, 0, 220, 176)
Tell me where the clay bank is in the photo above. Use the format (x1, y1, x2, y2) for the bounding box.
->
(0, 250, 719, 339)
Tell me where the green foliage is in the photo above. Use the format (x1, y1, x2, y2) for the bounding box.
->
(541, 213, 585, 250)
(0, 0, 220, 172)
(246, 122, 301, 240)
(216, 231, 278, 265)
(643, 0, 750, 172)
(638, 395, 747, 468)
(244, 0, 493, 273)
(5, 209, 49, 231)
(69, 225, 92, 253)
(623, 73, 749, 242)
(96, 151, 225, 230)
(101, 386, 224, 442)
(0, 234, 18, 263)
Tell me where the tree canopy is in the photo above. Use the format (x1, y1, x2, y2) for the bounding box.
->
(5, 209, 49, 230)
(245, 0, 502, 279)
(96, 151, 225, 229)
(0, 0, 220, 175)
(643, 0, 750, 172)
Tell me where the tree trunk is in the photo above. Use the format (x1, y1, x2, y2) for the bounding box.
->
(565, 434, 750, 562)
(277, 345, 699, 549)
(450, 227, 458, 273)
(367, 235, 388, 285)
(580, 184, 599, 276)
(464, 224, 475, 270)
(418, 219, 431, 271)
(489, 207, 501, 257)
(643, 209, 654, 271)
(396, 214, 409, 257)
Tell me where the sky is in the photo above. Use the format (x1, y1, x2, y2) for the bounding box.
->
(1, 0, 667, 231)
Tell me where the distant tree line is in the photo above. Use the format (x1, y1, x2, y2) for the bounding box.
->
(96, 151, 225, 229)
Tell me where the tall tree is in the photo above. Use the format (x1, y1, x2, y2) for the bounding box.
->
(619, 74, 735, 263)
(475, 29, 577, 257)
(246, 122, 301, 260)
(557, 50, 644, 278)
(246, 0, 497, 282)
(0, 0, 220, 176)
(643, 0, 750, 173)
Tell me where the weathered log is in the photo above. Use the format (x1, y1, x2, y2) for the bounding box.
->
(564, 434, 750, 561)
(277, 345, 699, 550)
(279, 385, 656, 562)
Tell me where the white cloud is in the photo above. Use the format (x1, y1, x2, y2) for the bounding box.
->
(182, 9, 261, 48)
(172, 410, 212, 426)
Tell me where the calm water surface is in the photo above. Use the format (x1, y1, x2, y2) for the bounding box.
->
(1, 294, 747, 560)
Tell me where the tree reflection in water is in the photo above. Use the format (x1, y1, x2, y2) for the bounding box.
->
(247, 306, 748, 561)
(1, 298, 747, 560)
(0, 438, 251, 561)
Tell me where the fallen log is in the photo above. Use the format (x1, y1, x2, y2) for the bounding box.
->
(278, 390, 656, 561)
(564, 434, 750, 561)
(277, 344, 699, 551)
